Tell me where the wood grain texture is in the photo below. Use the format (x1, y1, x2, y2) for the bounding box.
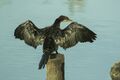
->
(46, 54, 64, 80)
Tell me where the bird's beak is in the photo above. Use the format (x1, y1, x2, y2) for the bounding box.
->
(64, 19, 73, 22)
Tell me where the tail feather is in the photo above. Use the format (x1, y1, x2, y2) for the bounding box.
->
(39, 54, 49, 69)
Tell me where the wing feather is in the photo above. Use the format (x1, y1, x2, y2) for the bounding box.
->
(56, 22, 97, 49)
(14, 20, 45, 48)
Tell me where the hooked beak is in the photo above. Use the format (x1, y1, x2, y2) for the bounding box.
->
(63, 19, 73, 22)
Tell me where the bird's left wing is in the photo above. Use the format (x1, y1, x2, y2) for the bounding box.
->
(55, 22, 97, 49)
(14, 20, 45, 48)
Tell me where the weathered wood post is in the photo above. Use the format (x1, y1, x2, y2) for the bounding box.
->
(46, 53, 64, 80)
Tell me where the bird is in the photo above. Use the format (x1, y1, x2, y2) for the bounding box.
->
(14, 15, 97, 69)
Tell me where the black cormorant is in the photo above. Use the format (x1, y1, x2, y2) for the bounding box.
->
(14, 15, 97, 69)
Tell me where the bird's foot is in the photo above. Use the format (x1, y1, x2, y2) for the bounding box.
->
(50, 54, 56, 59)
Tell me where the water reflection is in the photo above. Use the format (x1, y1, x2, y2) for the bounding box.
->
(0, 0, 11, 8)
(67, 0, 85, 15)
(0, 0, 120, 80)
(42, 0, 51, 4)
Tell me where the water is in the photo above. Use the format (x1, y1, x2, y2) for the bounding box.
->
(0, 0, 120, 80)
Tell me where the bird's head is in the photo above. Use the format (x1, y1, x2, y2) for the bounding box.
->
(57, 15, 72, 22)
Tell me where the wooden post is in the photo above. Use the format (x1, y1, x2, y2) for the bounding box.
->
(110, 61, 120, 80)
(46, 53, 64, 80)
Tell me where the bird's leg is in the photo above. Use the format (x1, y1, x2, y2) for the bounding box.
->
(56, 50, 59, 54)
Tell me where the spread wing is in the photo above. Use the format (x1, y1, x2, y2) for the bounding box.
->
(56, 22, 97, 49)
(14, 20, 46, 48)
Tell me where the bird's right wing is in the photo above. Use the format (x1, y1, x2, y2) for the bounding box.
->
(14, 20, 46, 48)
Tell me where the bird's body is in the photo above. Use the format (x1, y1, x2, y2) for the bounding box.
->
(14, 15, 97, 69)
(39, 36, 58, 69)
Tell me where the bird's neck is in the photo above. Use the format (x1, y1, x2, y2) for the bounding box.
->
(53, 19, 61, 28)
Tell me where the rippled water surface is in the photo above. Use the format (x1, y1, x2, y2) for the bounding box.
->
(0, 0, 120, 80)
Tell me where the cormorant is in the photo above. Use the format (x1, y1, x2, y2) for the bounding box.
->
(14, 15, 97, 69)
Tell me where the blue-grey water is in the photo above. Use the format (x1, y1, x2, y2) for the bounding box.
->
(0, 0, 120, 80)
